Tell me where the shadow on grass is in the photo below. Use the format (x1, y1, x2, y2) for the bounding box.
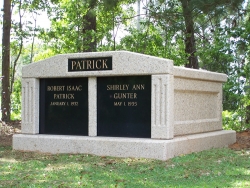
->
(0, 146, 250, 187)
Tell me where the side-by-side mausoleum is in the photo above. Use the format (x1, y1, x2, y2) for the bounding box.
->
(13, 51, 236, 160)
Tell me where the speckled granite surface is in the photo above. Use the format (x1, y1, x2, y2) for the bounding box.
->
(22, 51, 173, 78)
(13, 130, 236, 160)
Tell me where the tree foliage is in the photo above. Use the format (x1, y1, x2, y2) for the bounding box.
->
(1, 0, 250, 130)
(39, 0, 135, 53)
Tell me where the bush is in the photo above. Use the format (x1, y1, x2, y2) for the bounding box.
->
(11, 79, 21, 120)
(223, 110, 250, 132)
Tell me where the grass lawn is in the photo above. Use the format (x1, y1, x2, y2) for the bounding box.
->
(0, 146, 250, 187)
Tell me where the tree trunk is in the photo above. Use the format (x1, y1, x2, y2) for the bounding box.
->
(30, 13, 37, 64)
(180, 0, 199, 69)
(246, 105, 250, 124)
(82, 9, 96, 52)
(81, 0, 97, 52)
(10, 0, 23, 94)
(1, 0, 12, 122)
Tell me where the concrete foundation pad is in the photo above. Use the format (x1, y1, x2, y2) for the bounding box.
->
(13, 130, 236, 160)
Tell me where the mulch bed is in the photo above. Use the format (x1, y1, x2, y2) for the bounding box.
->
(229, 129, 250, 150)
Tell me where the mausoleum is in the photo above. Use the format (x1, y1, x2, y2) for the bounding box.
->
(13, 51, 236, 160)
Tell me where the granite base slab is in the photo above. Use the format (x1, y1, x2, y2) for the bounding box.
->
(13, 130, 236, 160)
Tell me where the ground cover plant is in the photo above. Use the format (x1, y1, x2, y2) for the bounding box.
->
(0, 145, 250, 188)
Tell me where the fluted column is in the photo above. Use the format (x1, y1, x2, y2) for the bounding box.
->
(21, 78, 39, 134)
(151, 74, 174, 139)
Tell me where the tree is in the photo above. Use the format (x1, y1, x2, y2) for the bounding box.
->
(10, 0, 24, 95)
(1, 0, 249, 129)
(180, 0, 199, 68)
(127, 0, 244, 68)
(40, 0, 99, 53)
(40, 0, 134, 53)
(2, 0, 12, 122)
(1, 0, 49, 121)
(82, 0, 98, 52)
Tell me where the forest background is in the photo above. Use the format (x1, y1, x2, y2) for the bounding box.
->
(1, 0, 250, 132)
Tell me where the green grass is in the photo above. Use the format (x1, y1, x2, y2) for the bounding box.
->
(0, 146, 250, 187)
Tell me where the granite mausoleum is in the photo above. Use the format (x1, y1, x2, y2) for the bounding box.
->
(13, 51, 236, 160)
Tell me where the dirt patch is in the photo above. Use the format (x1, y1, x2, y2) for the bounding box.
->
(0, 121, 249, 150)
(229, 130, 250, 150)
(0, 121, 21, 147)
